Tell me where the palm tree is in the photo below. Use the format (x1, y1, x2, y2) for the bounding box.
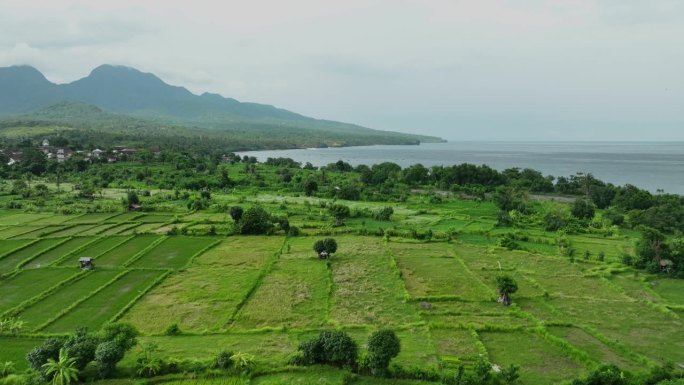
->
(42, 349, 79, 385)
(495, 275, 518, 306)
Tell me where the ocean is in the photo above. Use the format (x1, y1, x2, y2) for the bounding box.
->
(238, 141, 684, 195)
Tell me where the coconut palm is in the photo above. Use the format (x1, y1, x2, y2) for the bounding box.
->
(495, 275, 518, 306)
(42, 348, 79, 385)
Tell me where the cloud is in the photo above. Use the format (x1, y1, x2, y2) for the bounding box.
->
(0, 0, 682, 140)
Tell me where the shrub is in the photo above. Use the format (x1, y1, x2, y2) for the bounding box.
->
(367, 330, 401, 376)
(0, 362, 15, 378)
(164, 323, 181, 336)
(498, 234, 520, 250)
(373, 207, 394, 221)
(229, 206, 244, 222)
(230, 352, 255, 375)
(212, 351, 234, 370)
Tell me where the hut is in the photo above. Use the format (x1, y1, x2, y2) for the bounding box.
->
(79, 257, 94, 270)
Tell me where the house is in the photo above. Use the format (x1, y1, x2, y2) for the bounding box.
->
(78, 257, 94, 270)
(92, 149, 104, 159)
(42, 138, 50, 147)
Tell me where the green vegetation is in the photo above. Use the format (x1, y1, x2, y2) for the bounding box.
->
(0, 150, 682, 385)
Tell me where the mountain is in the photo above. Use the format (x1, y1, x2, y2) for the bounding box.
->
(0, 64, 442, 144)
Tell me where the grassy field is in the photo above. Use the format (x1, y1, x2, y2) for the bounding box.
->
(0, 194, 683, 385)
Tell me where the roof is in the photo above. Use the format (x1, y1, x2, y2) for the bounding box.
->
(79, 257, 93, 262)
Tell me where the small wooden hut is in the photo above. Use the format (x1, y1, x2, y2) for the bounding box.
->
(79, 257, 94, 270)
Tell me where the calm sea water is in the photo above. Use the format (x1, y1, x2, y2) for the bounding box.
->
(238, 142, 684, 194)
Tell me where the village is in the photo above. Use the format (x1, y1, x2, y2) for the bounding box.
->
(1, 138, 158, 166)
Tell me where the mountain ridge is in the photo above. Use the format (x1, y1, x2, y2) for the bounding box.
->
(0, 64, 443, 149)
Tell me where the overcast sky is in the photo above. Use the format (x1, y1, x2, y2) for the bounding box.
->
(1, 0, 683, 141)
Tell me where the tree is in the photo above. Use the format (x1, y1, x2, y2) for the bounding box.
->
(495, 275, 518, 306)
(329, 204, 350, 225)
(236, 206, 273, 235)
(126, 190, 139, 206)
(63, 327, 96, 370)
(27, 337, 64, 381)
(230, 206, 244, 222)
(571, 198, 595, 219)
(313, 238, 338, 259)
(373, 207, 394, 221)
(98, 322, 138, 351)
(303, 179, 318, 196)
(294, 331, 358, 368)
(42, 349, 79, 385)
(366, 329, 401, 376)
(94, 323, 139, 378)
(635, 227, 669, 271)
(94, 341, 124, 378)
(493, 186, 527, 212)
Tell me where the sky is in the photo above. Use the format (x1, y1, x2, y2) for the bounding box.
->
(0, 0, 683, 141)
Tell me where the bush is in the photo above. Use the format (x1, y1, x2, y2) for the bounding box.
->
(367, 330, 401, 376)
(211, 351, 234, 370)
(373, 207, 394, 221)
(498, 234, 520, 250)
(229, 206, 243, 222)
(164, 323, 181, 336)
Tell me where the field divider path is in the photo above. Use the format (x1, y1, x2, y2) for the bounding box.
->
(110, 222, 142, 235)
(109, 269, 173, 323)
(33, 224, 84, 238)
(34, 269, 130, 332)
(180, 238, 221, 269)
(5, 225, 51, 240)
(122, 236, 168, 267)
(530, 326, 599, 369)
(384, 240, 412, 302)
(575, 324, 657, 367)
(451, 247, 497, 301)
(0, 239, 40, 262)
(49, 236, 105, 266)
(15, 237, 72, 269)
(227, 237, 286, 326)
(91, 235, 136, 260)
(0, 269, 86, 319)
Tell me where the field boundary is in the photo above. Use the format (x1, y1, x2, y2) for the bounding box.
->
(49, 236, 105, 266)
(35, 270, 130, 332)
(227, 237, 286, 325)
(15, 237, 71, 269)
(181, 238, 222, 269)
(1, 270, 84, 319)
(109, 269, 172, 323)
(91, 235, 137, 260)
(122, 236, 168, 267)
(0, 239, 40, 263)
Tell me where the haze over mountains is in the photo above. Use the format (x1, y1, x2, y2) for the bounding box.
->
(0, 64, 441, 146)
